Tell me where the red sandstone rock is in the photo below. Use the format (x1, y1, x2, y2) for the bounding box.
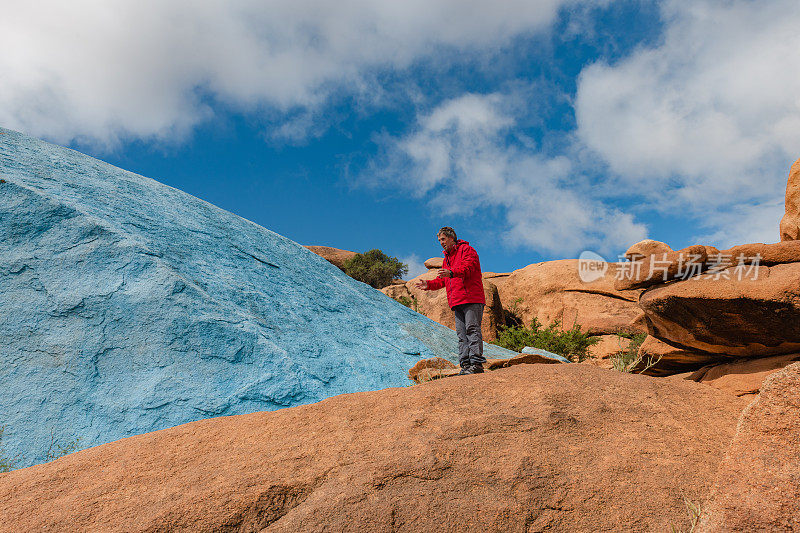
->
(779, 157, 800, 241)
(614, 245, 708, 290)
(685, 353, 800, 397)
(423, 257, 443, 269)
(700, 362, 800, 532)
(499, 259, 645, 336)
(636, 336, 725, 376)
(624, 239, 672, 261)
(482, 272, 510, 293)
(0, 365, 746, 532)
(719, 240, 800, 265)
(408, 357, 457, 383)
(639, 262, 800, 358)
(304, 245, 357, 270)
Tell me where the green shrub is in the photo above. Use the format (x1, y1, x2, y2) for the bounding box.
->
(395, 295, 413, 308)
(343, 249, 408, 289)
(492, 318, 600, 362)
(610, 333, 655, 373)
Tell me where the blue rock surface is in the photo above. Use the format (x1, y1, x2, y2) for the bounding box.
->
(521, 346, 572, 364)
(0, 128, 516, 467)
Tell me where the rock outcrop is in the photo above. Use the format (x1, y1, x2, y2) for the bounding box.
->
(498, 259, 646, 336)
(624, 239, 672, 261)
(700, 362, 800, 531)
(636, 336, 723, 376)
(0, 128, 516, 468)
(638, 262, 800, 358)
(779, 156, 800, 241)
(303, 245, 357, 270)
(0, 364, 747, 533)
(685, 353, 800, 397)
(614, 245, 708, 290)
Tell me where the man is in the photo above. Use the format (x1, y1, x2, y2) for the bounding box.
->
(415, 227, 486, 375)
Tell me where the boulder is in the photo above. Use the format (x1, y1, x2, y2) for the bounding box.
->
(423, 257, 443, 269)
(779, 156, 800, 241)
(700, 362, 800, 532)
(624, 239, 672, 261)
(482, 271, 510, 293)
(685, 353, 800, 397)
(498, 259, 646, 336)
(0, 364, 747, 533)
(639, 262, 800, 358)
(303, 245, 357, 270)
(408, 357, 457, 383)
(614, 245, 708, 290)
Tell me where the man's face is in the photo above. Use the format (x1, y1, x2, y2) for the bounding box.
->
(438, 233, 456, 252)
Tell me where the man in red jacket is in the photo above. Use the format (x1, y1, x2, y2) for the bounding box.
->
(414, 227, 487, 375)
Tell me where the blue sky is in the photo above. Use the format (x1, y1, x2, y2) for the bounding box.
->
(3, 0, 797, 277)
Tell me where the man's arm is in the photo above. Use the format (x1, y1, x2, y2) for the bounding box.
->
(415, 277, 445, 291)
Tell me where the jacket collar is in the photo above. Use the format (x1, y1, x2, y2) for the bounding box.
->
(443, 239, 468, 256)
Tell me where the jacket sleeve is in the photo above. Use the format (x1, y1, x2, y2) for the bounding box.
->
(449, 246, 478, 278)
(424, 276, 445, 291)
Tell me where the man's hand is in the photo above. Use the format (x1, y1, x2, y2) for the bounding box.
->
(437, 269, 453, 278)
(414, 279, 428, 289)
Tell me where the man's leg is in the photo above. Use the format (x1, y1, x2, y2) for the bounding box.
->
(453, 304, 471, 370)
(463, 303, 486, 368)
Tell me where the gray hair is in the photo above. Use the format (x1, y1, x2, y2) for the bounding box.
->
(437, 226, 457, 241)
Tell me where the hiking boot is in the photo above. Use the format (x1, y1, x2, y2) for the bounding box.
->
(470, 364, 485, 374)
(458, 366, 473, 375)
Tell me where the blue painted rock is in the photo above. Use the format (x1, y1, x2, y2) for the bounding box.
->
(0, 128, 516, 467)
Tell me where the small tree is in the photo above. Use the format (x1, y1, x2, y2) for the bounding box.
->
(343, 249, 408, 289)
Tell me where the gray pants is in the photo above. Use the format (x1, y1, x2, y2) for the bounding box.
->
(453, 303, 486, 368)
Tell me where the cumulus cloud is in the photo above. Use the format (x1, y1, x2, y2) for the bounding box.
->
(400, 254, 427, 280)
(0, 0, 586, 146)
(575, 0, 800, 222)
(369, 92, 647, 257)
(692, 200, 786, 248)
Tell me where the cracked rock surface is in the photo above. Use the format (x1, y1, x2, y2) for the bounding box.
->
(0, 128, 514, 467)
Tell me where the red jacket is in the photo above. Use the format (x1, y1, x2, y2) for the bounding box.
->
(425, 240, 486, 308)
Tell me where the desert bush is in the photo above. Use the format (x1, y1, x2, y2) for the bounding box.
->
(492, 318, 599, 362)
(610, 333, 656, 373)
(343, 249, 408, 289)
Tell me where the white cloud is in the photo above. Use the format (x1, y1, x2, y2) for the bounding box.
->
(369, 92, 647, 257)
(575, 0, 800, 223)
(691, 200, 785, 249)
(400, 254, 427, 280)
(0, 0, 585, 146)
